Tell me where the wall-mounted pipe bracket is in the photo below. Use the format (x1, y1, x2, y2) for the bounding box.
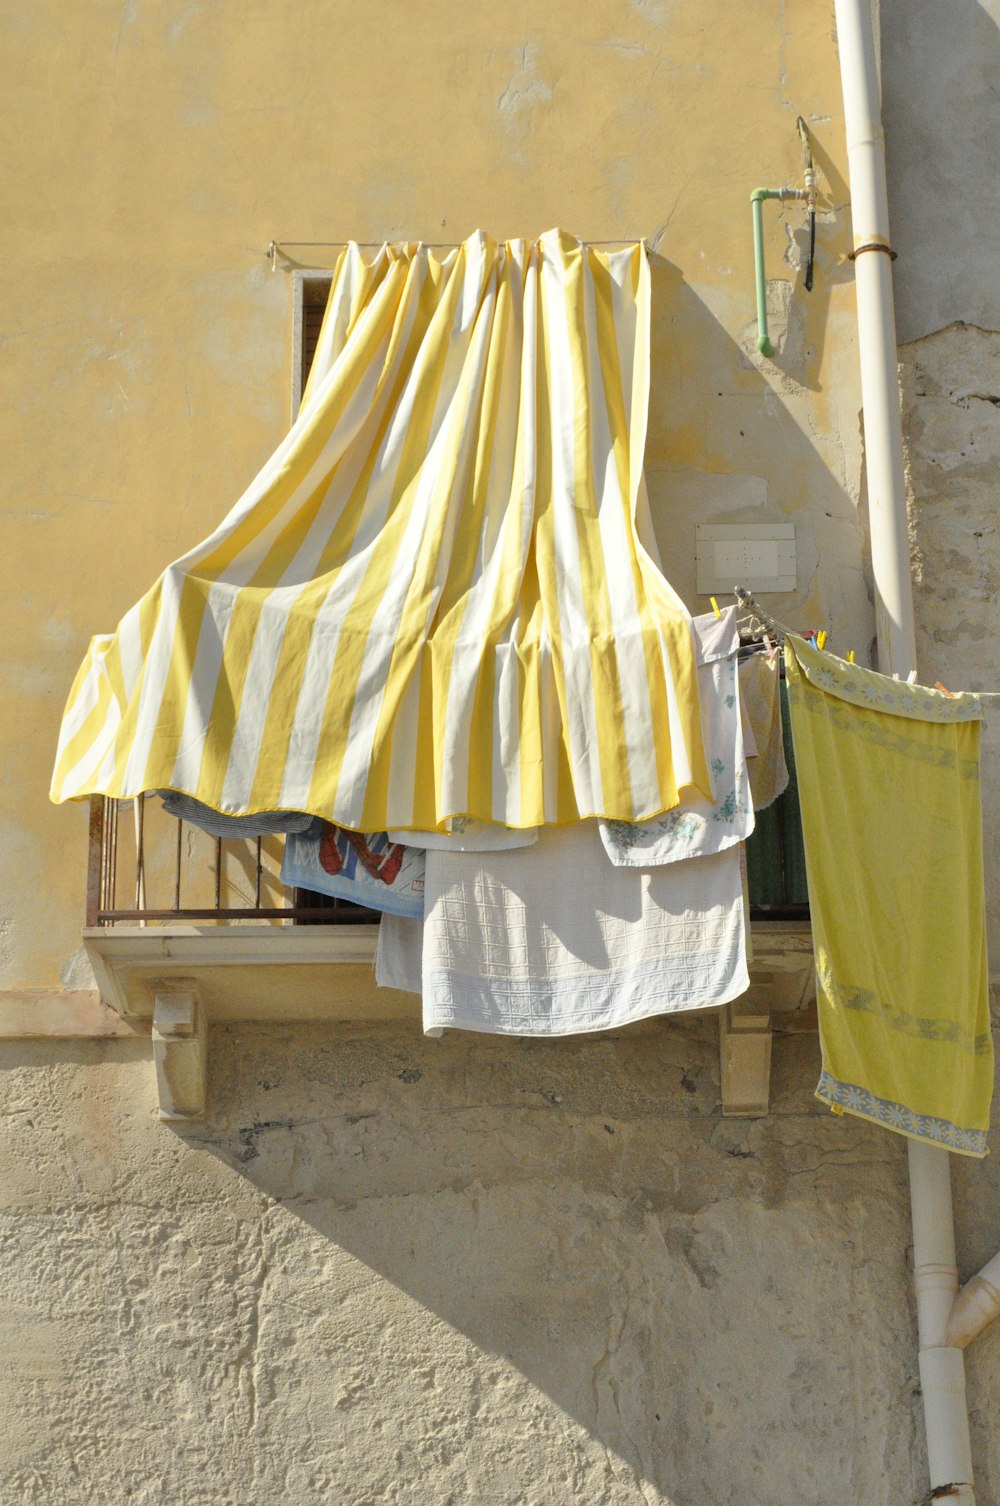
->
(751, 187, 807, 357)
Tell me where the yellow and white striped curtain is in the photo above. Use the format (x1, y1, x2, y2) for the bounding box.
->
(51, 229, 709, 832)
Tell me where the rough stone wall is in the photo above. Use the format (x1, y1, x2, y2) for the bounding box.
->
(891, 172, 1000, 962)
(4, 1019, 999, 1506)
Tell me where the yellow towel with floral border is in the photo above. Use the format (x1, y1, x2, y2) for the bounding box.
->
(784, 635, 992, 1157)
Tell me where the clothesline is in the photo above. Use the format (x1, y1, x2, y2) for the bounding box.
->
(266, 233, 658, 270)
(732, 589, 1000, 699)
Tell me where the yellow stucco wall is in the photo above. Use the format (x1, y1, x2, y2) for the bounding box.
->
(3, 0, 866, 990)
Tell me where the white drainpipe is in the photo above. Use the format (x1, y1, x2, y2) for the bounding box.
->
(833, 1, 997, 1501)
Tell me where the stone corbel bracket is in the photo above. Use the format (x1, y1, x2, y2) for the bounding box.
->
(719, 976, 774, 1116)
(151, 984, 207, 1121)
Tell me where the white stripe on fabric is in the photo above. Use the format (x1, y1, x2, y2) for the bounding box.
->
(332, 247, 496, 822)
(120, 570, 188, 794)
(581, 257, 658, 815)
(275, 268, 432, 813)
(540, 241, 604, 812)
(60, 697, 122, 799)
(167, 590, 237, 791)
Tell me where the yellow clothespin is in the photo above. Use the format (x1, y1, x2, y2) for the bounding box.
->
(847, 649, 855, 663)
(816, 629, 827, 651)
(710, 596, 722, 619)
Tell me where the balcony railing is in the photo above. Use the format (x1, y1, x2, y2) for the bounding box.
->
(83, 667, 806, 929)
(85, 794, 380, 927)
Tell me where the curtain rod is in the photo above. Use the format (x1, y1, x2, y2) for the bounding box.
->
(267, 235, 651, 264)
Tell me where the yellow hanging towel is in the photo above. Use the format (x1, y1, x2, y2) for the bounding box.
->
(784, 635, 992, 1157)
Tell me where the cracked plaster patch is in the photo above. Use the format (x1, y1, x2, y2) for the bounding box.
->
(496, 44, 552, 133)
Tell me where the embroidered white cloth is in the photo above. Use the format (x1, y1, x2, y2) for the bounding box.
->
(598, 607, 752, 868)
(377, 819, 749, 1035)
(391, 817, 537, 852)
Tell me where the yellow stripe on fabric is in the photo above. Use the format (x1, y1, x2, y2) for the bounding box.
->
(51, 229, 707, 833)
(514, 567, 545, 823)
(195, 461, 361, 810)
(134, 574, 222, 794)
(362, 247, 503, 829)
(50, 657, 116, 796)
(345, 254, 474, 826)
(589, 249, 676, 811)
(527, 254, 576, 822)
(53, 580, 162, 799)
(149, 254, 431, 807)
(299, 245, 392, 412)
(561, 240, 633, 817)
(305, 246, 470, 820)
(299, 247, 355, 412)
(423, 266, 512, 823)
(255, 257, 449, 815)
(466, 631, 498, 819)
(109, 584, 170, 793)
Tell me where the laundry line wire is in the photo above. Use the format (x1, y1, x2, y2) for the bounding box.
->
(734, 588, 1000, 700)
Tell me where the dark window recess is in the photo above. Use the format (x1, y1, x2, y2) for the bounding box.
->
(292, 886, 381, 925)
(745, 675, 810, 921)
(300, 277, 332, 400)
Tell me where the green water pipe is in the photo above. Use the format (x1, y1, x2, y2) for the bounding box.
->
(751, 186, 806, 357)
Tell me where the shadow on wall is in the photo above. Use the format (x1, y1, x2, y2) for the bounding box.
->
(643, 256, 871, 643)
(180, 1015, 925, 1506)
(156, 263, 897, 1504)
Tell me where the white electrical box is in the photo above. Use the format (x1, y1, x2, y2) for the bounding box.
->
(695, 523, 796, 595)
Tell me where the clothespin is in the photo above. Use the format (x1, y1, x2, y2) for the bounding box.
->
(763, 630, 776, 660)
(907, 669, 918, 684)
(816, 629, 828, 651)
(710, 596, 722, 619)
(935, 680, 956, 698)
(847, 649, 855, 663)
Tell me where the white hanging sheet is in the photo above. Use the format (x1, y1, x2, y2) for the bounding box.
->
(377, 819, 748, 1036)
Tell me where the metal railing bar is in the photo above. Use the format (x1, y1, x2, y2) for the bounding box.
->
(173, 818, 183, 911)
(134, 795, 146, 922)
(109, 798, 119, 913)
(95, 906, 381, 922)
(86, 796, 104, 928)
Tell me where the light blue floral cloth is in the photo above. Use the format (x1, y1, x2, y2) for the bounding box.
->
(599, 607, 753, 867)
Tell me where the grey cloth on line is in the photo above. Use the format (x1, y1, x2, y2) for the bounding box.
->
(155, 791, 314, 838)
(598, 606, 753, 868)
